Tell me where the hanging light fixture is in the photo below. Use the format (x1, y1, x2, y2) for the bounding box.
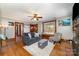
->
(33, 18, 38, 21)
(28, 13, 42, 22)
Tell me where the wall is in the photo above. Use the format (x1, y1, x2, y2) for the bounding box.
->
(1, 19, 15, 39)
(23, 23, 43, 34)
(24, 25, 30, 33)
(1, 16, 73, 40)
(38, 16, 73, 40)
(38, 22, 43, 34)
(0, 9, 1, 34)
(0, 18, 1, 34)
(56, 17, 73, 40)
(0, 20, 1, 34)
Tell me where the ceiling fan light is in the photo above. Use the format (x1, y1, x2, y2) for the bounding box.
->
(33, 18, 38, 21)
(31, 18, 39, 24)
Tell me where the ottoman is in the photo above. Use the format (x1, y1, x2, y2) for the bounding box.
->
(38, 39, 48, 49)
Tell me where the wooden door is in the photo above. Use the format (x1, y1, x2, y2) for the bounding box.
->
(15, 22, 24, 41)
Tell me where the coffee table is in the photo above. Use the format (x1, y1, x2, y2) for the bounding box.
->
(23, 41, 55, 56)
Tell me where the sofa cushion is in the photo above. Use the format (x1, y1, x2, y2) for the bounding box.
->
(28, 33, 32, 39)
(23, 32, 40, 46)
(35, 33, 39, 37)
(30, 32, 35, 38)
(24, 33, 29, 37)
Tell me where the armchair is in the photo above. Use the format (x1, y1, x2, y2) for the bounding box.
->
(0, 34, 7, 47)
(49, 33, 62, 44)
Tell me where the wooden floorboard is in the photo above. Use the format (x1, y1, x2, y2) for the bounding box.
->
(0, 39, 73, 56)
(50, 41, 73, 56)
(0, 39, 32, 56)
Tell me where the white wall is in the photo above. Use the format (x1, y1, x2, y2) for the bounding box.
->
(23, 23, 43, 34)
(24, 25, 30, 33)
(38, 22, 43, 34)
(0, 9, 2, 34)
(0, 19, 1, 34)
(56, 17, 73, 40)
(1, 19, 15, 39)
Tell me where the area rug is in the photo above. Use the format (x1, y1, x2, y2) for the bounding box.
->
(23, 41, 55, 56)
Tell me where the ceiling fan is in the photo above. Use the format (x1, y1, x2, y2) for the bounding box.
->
(28, 14, 42, 21)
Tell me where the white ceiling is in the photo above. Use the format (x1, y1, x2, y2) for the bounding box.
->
(0, 3, 74, 23)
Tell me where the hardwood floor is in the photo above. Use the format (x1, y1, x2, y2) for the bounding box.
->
(0, 39, 73, 56)
(50, 40, 73, 56)
(0, 39, 32, 56)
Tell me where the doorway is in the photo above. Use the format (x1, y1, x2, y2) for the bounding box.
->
(15, 22, 24, 42)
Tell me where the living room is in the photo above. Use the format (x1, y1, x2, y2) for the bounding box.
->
(0, 3, 76, 56)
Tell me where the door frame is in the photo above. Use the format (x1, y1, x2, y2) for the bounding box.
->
(15, 22, 24, 41)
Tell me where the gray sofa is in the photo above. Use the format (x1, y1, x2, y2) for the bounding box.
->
(23, 32, 40, 46)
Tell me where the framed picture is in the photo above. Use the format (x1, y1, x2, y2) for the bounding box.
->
(43, 20, 56, 34)
(62, 18, 71, 26)
(8, 22, 14, 26)
(58, 18, 71, 26)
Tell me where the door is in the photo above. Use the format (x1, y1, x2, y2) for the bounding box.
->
(15, 22, 24, 42)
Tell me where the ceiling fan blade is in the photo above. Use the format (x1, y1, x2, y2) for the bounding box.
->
(37, 17, 42, 18)
(31, 18, 34, 20)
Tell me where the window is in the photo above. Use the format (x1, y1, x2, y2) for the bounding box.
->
(43, 20, 56, 34)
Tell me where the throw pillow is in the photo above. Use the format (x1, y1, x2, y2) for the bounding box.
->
(35, 33, 39, 37)
(28, 33, 32, 39)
